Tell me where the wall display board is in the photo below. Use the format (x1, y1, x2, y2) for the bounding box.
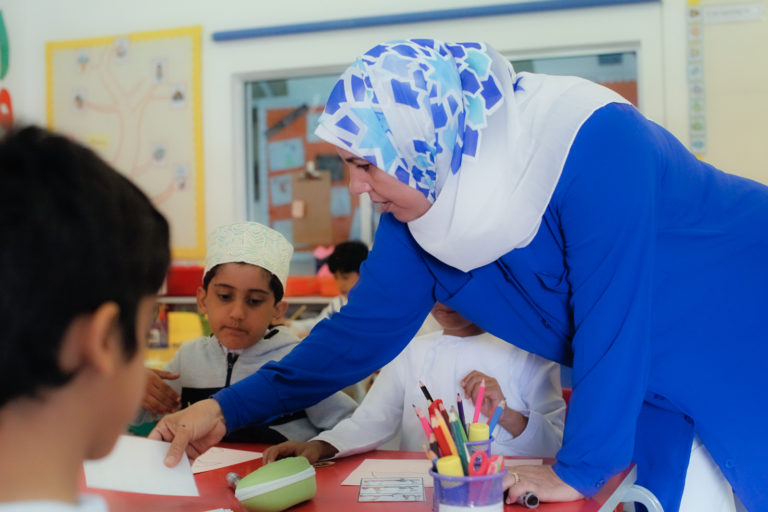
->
(686, 0, 767, 183)
(46, 26, 205, 259)
(263, 105, 360, 251)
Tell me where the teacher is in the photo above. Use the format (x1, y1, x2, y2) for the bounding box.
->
(152, 39, 767, 511)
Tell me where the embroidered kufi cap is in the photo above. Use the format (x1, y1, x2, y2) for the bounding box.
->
(204, 222, 293, 292)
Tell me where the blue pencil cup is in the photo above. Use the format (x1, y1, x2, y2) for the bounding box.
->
(430, 469, 506, 511)
(464, 436, 494, 469)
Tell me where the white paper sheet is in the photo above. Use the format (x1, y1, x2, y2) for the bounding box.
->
(191, 447, 262, 474)
(83, 435, 199, 496)
(342, 459, 434, 487)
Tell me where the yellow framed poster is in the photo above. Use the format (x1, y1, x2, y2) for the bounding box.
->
(46, 26, 205, 259)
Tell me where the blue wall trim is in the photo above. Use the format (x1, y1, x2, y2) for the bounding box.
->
(213, 0, 659, 41)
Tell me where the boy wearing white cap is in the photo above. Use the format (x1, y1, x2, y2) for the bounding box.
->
(137, 222, 357, 443)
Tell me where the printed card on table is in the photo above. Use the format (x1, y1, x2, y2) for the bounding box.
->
(358, 477, 425, 502)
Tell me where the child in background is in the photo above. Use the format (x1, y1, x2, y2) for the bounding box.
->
(0, 126, 170, 510)
(136, 222, 358, 443)
(286, 240, 369, 338)
(263, 303, 565, 464)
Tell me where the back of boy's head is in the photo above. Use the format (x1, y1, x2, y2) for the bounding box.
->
(202, 222, 293, 302)
(327, 240, 369, 274)
(0, 126, 170, 409)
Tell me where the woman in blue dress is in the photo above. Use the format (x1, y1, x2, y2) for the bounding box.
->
(153, 39, 767, 511)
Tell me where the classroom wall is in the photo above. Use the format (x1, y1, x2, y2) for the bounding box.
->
(1, 0, 700, 262)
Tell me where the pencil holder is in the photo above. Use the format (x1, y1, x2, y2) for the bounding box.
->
(465, 436, 494, 458)
(430, 468, 506, 511)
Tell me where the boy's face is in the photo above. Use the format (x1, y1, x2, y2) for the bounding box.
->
(333, 271, 360, 297)
(197, 263, 287, 350)
(92, 296, 154, 458)
(431, 302, 478, 334)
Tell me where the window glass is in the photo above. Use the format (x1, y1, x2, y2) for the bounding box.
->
(244, 51, 637, 275)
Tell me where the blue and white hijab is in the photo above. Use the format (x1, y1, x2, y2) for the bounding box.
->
(315, 39, 629, 272)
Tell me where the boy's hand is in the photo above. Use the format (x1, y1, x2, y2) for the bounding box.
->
(149, 398, 227, 467)
(262, 440, 338, 465)
(461, 370, 505, 418)
(143, 368, 180, 415)
(503, 464, 583, 505)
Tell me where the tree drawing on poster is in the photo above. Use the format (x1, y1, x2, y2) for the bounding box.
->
(46, 26, 204, 259)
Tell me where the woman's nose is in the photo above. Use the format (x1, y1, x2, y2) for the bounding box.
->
(348, 168, 371, 195)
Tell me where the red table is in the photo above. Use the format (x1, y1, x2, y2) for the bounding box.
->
(81, 444, 635, 512)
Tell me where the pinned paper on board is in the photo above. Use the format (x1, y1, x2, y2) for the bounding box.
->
(268, 137, 305, 172)
(330, 186, 351, 217)
(291, 169, 332, 246)
(269, 174, 292, 206)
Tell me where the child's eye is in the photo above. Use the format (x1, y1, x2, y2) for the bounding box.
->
(358, 163, 370, 171)
(217, 293, 231, 301)
(247, 298, 264, 306)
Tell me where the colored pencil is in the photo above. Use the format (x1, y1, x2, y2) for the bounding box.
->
(448, 410, 469, 474)
(472, 378, 486, 423)
(450, 405, 468, 442)
(456, 393, 467, 433)
(487, 400, 505, 435)
(419, 380, 434, 403)
(437, 400, 452, 426)
(412, 404, 433, 439)
(430, 416, 452, 456)
(423, 444, 439, 471)
(428, 431, 440, 457)
(435, 412, 459, 457)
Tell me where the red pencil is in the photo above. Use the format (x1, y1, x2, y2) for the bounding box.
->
(430, 416, 452, 457)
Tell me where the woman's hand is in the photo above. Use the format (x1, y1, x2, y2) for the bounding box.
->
(149, 398, 227, 467)
(262, 440, 338, 465)
(503, 465, 584, 505)
(142, 368, 180, 415)
(461, 370, 505, 418)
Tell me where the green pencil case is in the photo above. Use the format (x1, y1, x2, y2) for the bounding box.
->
(234, 456, 317, 512)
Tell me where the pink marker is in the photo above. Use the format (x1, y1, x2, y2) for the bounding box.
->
(472, 378, 486, 423)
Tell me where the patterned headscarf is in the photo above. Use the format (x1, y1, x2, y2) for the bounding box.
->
(316, 39, 629, 271)
(315, 39, 504, 203)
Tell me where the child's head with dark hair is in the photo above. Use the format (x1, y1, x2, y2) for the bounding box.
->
(326, 241, 368, 296)
(197, 223, 293, 350)
(0, 125, 170, 469)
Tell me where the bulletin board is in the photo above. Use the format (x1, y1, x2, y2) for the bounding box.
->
(265, 105, 359, 252)
(686, 0, 767, 184)
(46, 26, 205, 259)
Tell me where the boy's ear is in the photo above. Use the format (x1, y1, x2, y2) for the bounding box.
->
(196, 285, 208, 315)
(272, 300, 289, 321)
(68, 302, 122, 376)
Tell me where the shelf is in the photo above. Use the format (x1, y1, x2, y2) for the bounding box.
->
(158, 296, 197, 304)
(159, 296, 334, 305)
(285, 296, 334, 304)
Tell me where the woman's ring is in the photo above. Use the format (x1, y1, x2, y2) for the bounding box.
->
(511, 472, 520, 485)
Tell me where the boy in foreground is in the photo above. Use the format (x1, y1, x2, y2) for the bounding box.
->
(0, 126, 170, 510)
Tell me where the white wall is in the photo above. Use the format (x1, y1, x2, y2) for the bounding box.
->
(4, 0, 691, 262)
